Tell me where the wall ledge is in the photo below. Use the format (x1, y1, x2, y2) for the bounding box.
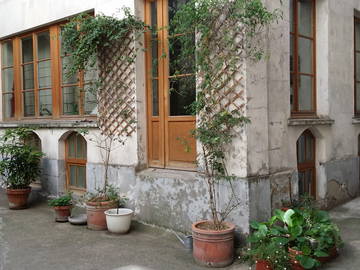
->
(0, 120, 98, 129)
(288, 117, 334, 126)
(352, 118, 360, 125)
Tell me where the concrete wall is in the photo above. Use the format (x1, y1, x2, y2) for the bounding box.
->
(244, 0, 360, 210)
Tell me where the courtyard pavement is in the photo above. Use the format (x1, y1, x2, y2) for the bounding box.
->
(0, 188, 359, 270)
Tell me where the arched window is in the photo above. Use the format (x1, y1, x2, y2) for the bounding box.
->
(65, 132, 87, 190)
(297, 129, 316, 197)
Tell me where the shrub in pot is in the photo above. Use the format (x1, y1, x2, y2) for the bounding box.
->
(48, 193, 73, 222)
(0, 128, 44, 210)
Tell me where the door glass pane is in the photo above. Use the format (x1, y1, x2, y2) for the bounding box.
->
(69, 165, 77, 186)
(23, 91, 35, 116)
(22, 37, 33, 63)
(38, 60, 51, 88)
(77, 166, 86, 188)
(62, 86, 79, 115)
(297, 134, 305, 163)
(62, 56, 78, 84)
(168, 0, 188, 23)
(2, 68, 14, 91)
(37, 32, 50, 60)
(298, 75, 312, 111)
(151, 39, 158, 77)
(1, 41, 13, 66)
(298, 37, 312, 74)
(290, 35, 294, 72)
(152, 79, 159, 116)
(169, 35, 195, 75)
(298, 0, 313, 37)
(23, 64, 34, 90)
(356, 21, 360, 51)
(169, 75, 196, 116)
(3, 93, 14, 118)
(39, 89, 52, 116)
(306, 134, 314, 161)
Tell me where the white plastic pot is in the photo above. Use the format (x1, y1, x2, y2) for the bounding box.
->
(105, 208, 133, 234)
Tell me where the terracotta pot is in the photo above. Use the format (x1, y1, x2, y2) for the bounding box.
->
(315, 246, 338, 264)
(256, 260, 273, 270)
(288, 247, 305, 270)
(192, 220, 235, 268)
(6, 187, 31, 210)
(86, 200, 118, 230)
(53, 205, 72, 222)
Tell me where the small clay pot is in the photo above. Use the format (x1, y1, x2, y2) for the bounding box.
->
(315, 246, 338, 264)
(288, 247, 305, 270)
(256, 260, 273, 270)
(192, 220, 235, 268)
(6, 187, 31, 210)
(86, 200, 118, 230)
(53, 205, 72, 222)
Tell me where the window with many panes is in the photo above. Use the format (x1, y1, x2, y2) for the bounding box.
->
(145, 0, 196, 169)
(355, 17, 360, 115)
(290, 0, 316, 116)
(65, 132, 87, 191)
(0, 24, 97, 120)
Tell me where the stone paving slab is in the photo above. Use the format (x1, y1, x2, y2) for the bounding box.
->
(1, 188, 359, 270)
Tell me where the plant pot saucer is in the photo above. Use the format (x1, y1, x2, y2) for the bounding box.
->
(68, 214, 87, 225)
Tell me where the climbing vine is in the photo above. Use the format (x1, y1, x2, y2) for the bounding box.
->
(170, 0, 281, 229)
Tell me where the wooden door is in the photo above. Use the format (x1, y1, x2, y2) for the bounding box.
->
(297, 129, 316, 197)
(145, 0, 196, 170)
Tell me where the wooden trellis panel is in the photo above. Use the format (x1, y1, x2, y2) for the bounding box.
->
(98, 34, 137, 137)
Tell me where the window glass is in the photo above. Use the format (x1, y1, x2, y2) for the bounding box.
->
(23, 91, 35, 116)
(3, 94, 14, 118)
(23, 64, 34, 90)
(298, 75, 312, 111)
(298, 0, 313, 37)
(77, 166, 86, 188)
(39, 89, 52, 116)
(84, 84, 97, 115)
(37, 32, 50, 60)
(356, 21, 360, 51)
(297, 134, 305, 163)
(62, 86, 79, 115)
(38, 60, 52, 88)
(169, 76, 196, 116)
(298, 37, 313, 74)
(2, 68, 14, 91)
(2, 41, 13, 66)
(22, 37, 33, 63)
(356, 83, 360, 112)
(69, 165, 77, 186)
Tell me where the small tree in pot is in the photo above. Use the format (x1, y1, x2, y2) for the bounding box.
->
(169, 0, 281, 267)
(0, 128, 44, 209)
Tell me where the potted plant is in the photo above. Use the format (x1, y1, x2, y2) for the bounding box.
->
(243, 220, 291, 270)
(48, 192, 73, 222)
(0, 128, 44, 210)
(168, 0, 280, 267)
(104, 196, 132, 234)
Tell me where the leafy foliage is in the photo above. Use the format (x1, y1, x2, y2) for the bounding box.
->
(48, 192, 73, 207)
(0, 128, 44, 189)
(83, 184, 127, 206)
(170, 0, 281, 229)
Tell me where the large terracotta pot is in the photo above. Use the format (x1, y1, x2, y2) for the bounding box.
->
(53, 205, 72, 222)
(255, 260, 273, 270)
(6, 187, 31, 210)
(192, 220, 235, 268)
(86, 200, 118, 230)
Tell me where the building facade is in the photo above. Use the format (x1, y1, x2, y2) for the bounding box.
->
(0, 0, 360, 234)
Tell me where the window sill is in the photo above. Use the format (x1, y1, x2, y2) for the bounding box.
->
(352, 118, 360, 124)
(0, 119, 98, 129)
(288, 117, 334, 126)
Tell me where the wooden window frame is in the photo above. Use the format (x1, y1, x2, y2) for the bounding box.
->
(0, 22, 96, 121)
(290, 0, 317, 117)
(65, 132, 87, 192)
(355, 17, 360, 116)
(145, 0, 197, 170)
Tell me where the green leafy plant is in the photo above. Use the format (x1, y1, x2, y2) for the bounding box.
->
(83, 184, 127, 206)
(243, 220, 291, 270)
(48, 192, 73, 207)
(169, 0, 281, 229)
(0, 128, 44, 189)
